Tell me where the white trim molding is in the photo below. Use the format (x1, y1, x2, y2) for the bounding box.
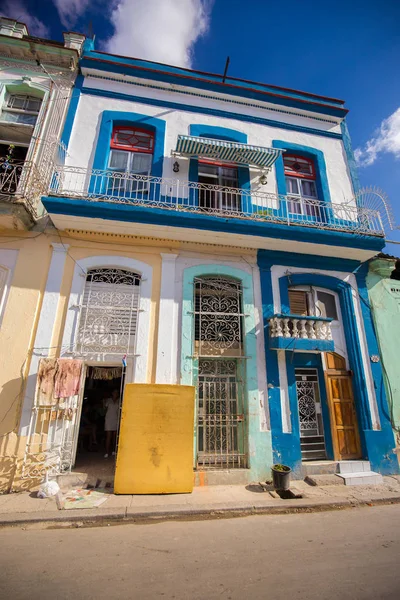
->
(20, 243, 69, 435)
(155, 253, 178, 384)
(0, 248, 18, 327)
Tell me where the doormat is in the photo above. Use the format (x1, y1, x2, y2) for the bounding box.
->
(57, 488, 111, 510)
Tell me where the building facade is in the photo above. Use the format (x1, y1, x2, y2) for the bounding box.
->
(367, 255, 400, 465)
(0, 28, 398, 492)
(0, 18, 84, 491)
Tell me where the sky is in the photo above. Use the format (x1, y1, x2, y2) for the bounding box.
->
(2, 0, 400, 247)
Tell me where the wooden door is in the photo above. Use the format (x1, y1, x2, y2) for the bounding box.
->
(325, 353, 362, 460)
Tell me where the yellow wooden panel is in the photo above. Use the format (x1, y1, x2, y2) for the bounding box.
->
(114, 384, 195, 495)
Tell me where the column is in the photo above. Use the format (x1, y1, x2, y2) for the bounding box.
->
(155, 253, 178, 384)
(19, 243, 69, 435)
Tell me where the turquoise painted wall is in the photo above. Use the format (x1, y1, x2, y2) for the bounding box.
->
(180, 264, 272, 482)
(367, 258, 400, 460)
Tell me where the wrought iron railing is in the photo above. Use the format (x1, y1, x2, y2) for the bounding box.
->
(269, 314, 333, 341)
(0, 160, 47, 216)
(48, 165, 385, 236)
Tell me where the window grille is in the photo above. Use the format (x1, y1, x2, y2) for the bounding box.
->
(76, 268, 141, 359)
(194, 276, 244, 357)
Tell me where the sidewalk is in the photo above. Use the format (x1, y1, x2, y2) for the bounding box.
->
(1, 475, 400, 527)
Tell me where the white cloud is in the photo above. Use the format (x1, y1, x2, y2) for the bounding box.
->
(1, 0, 49, 38)
(104, 0, 213, 68)
(355, 107, 400, 167)
(52, 0, 91, 29)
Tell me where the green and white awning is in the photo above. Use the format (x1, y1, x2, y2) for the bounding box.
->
(173, 135, 283, 169)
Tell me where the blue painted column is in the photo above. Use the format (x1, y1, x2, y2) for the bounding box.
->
(259, 264, 302, 475)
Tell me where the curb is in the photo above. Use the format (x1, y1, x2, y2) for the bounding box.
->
(1, 495, 400, 528)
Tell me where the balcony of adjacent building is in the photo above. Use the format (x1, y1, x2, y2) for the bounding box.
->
(0, 94, 46, 229)
(41, 134, 390, 256)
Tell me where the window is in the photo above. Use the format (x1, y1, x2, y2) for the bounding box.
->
(1, 94, 41, 126)
(198, 161, 240, 212)
(194, 276, 244, 355)
(288, 289, 309, 316)
(288, 287, 338, 321)
(316, 291, 338, 320)
(77, 268, 141, 358)
(284, 154, 320, 217)
(108, 126, 154, 194)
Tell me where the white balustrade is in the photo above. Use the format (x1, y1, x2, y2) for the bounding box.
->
(269, 315, 333, 342)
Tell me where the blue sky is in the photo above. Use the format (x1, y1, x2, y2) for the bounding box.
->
(2, 0, 400, 246)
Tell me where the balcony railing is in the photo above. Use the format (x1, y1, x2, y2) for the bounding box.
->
(269, 314, 333, 341)
(268, 314, 334, 352)
(0, 160, 46, 216)
(48, 166, 384, 236)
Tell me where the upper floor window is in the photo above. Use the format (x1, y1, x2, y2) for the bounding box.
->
(107, 127, 154, 194)
(109, 127, 153, 174)
(284, 155, 319, 216)
(288, 287, 338, 320)
(1, 94, 41, 126)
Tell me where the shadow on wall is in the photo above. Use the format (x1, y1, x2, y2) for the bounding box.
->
(0, 374, 29, 493)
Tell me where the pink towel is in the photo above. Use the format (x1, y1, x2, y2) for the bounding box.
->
(54, 359, 83, 398)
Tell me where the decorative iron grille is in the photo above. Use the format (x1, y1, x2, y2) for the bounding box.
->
(194, 276, 247, 468)
(194, 276, 244, 357)
(197, 359, 247, 469)
(76, 268, 141, 359)
(295, 369, 326, 460)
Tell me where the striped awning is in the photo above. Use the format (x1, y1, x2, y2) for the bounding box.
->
(173, 135, 283, 169)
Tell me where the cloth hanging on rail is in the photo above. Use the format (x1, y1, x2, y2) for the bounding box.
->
(37, 358, 58, 406)
(89, 366, 123, 381)
(54, 359, 83, 398)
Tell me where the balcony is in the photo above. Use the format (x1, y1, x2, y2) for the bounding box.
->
(43, 166, 384, 250)
(268, 314, 334, 352)
(0, 159, 45, 228)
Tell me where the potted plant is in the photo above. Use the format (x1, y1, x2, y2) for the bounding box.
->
(271, 463, 291, 491)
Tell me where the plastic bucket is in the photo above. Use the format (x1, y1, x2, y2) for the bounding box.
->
(271, 465, 291, 491)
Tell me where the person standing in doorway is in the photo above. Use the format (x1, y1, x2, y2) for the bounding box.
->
(104, 389, 120, 458)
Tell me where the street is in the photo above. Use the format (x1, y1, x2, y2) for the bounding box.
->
(1, 504, 400, 600)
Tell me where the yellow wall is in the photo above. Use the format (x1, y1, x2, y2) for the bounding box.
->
(0, 230, 166, 491)
(0, 227, 257, 492)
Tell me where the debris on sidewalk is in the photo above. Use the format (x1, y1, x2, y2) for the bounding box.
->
(57, 488, 111, 510)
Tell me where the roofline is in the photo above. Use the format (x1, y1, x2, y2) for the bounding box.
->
(81, 55, 348, 119)
(0, 32, 79, 56)
(89, 48, 346, 107)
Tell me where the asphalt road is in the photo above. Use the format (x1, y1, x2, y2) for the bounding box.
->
(1, 504, 400, 600)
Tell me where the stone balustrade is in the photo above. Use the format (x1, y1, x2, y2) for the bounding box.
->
(269, 314, 333, 342)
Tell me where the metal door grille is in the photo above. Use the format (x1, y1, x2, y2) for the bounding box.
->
(296, 369, 326, 461)
(77, 268, 141, 359)
(197, 359, 246, 469)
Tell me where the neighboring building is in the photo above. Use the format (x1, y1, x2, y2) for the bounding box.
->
(0, 18, 84, 491)
(0, 29, 398, 492)
(367, 254, 400, 464)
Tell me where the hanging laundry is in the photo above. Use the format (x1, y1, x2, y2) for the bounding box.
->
(54, 359, 83, 398)
(36, 358, 58, 406)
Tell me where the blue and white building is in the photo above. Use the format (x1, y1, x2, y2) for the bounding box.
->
(30, 37, 398, 484)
